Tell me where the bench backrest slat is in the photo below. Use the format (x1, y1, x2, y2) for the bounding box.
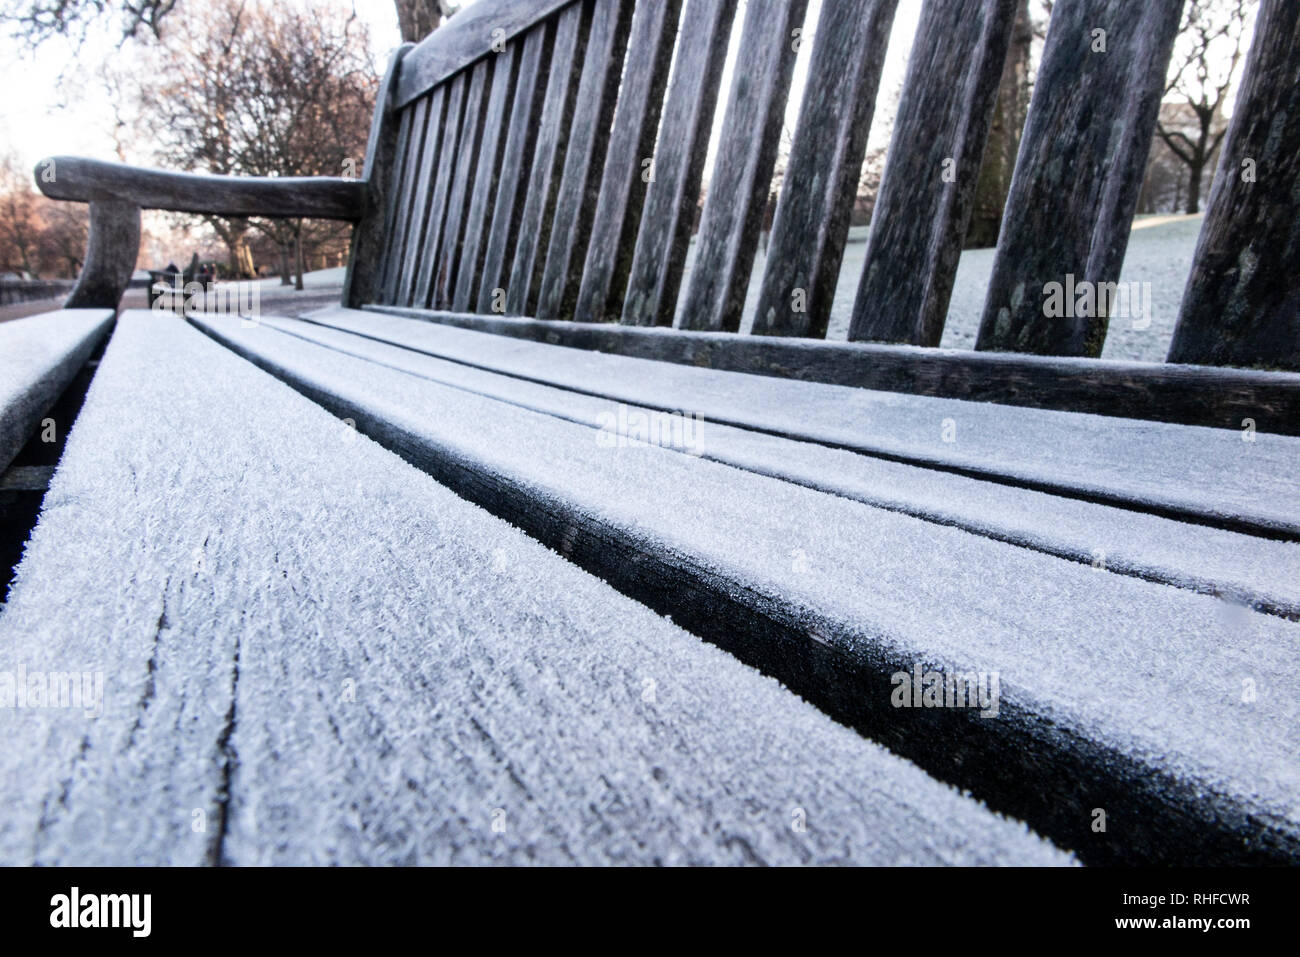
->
(1168, 0, 1300, 372)
(621, 0, 737, 327)
(506, 2, 590, 317)
(381, 93, 433, 301)
(975, 0, 1185, 357)
(751, 0, 899, 339)
(410, 71, 468, 307)
(431, 59, 492, 309)
(573, 0, 682, 323)
(678, 0, 810, 333)
(477, 27, 551, 314)
(537, 0, 636, 320)
(848, 0, 1019, 347)
(452, 46, 519, 312)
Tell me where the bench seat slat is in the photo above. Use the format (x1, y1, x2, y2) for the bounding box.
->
(316, 308, 1300, 540)
(194, 310, 1300, 865)
(0, 310, 113, 473)
(249, 312, 1300, 618)
(0, 311, 1069, 867)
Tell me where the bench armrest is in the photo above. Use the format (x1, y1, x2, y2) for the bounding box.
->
(35, 156, 366, 220)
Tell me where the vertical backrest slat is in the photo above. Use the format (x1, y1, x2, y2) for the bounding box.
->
(344, 43, 413, 310)
(573, 0, 682, 323)
(376, 104, 416, 301)
(395, 86, 451, 307)
(751, 0, 899, 339)
(849, 0, 1019, 346)
(477, 26, 552, 313)
(506, 1, 591, 316)
(974, 0, 1185, 357)
(432, 59, 492, 309)
(412, 73, 469, 307)
(452, 44, 519, 313)
(678, 0, 810, 333)
(536, 0, 636, 320)
(621, 0, 737, 327)
(382, 95, 433, 304)
(1168, 0, 1300, 371)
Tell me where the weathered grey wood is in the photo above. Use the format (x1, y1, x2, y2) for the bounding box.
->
(398, 85, 455, 307)
(451, 48, 517, 312)
(621, 0, 739, 326)
(344, 44, 414, 310)
(36, 156, 364, 221)
(506, 2, 589, 316)
(572, 0, 682, 323)
(848, 0, 1018, 346)
(431, 60, 491, 309)
(536, 0, 635, 320)
(366, 304, 1300, 434)
(380, 97, 432, 302)
(374, 107, 416, 300)
(477, 27, 551, 313)
(396, 0, 578, 107)
(1167, 0, 1300, 372)
(197, 311, 1300, 866)
(65, 200, 141, 309)
(411, 75, 468, 308)
(975, 0, 1185, 356)
(0, 310, 113, 473)
(452, 47, 518, 312)
(751, 0, 899, 339)
(679, 0, 810, 332)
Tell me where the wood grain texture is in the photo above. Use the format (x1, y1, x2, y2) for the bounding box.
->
(975, 0, 1185, 357)
(536, 0, 635, 320)
(506, 1, 590, 316)
(396, 0, 579, 107)
(679, 0, 810, 332)
(397, 84, 454, 307)
(1167, 0, 1300, 371)
(452, 46, 518, 312)
(412, 74, 469, 308)
(37, 156, 364, 221)
(0, 310, 113, 473)
(65, 200, 140, 310)
(343, 44, 414, 309)
(381, 96, 433, 303)
(477, 27, 551, 313)
(573, 0, 682, 322)
(621, 0, 739, 326)
(366, 304, 1300, 434)
(848, 0, 1018, 346)
(431, 60, 492, 309)
(751, 0, 898, 339)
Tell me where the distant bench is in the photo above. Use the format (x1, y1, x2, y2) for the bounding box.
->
(11, 0, 1300, 865)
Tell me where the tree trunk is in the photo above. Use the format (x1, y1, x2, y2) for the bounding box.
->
(279, 245, 292, 285)
(1186, 161, 1202, 215)
(394, 0, 445, 43)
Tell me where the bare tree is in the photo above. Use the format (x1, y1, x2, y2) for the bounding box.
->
(1156, 0, 1253, 214)
(4, 0, 455, 46)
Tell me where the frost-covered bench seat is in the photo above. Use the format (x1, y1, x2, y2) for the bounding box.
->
(0, 311, 1073, 866)
(193, 308, 1300, 867)
(0, 310, 113, 473)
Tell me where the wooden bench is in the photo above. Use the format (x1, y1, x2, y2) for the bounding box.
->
(11, 0, 1300, 865)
